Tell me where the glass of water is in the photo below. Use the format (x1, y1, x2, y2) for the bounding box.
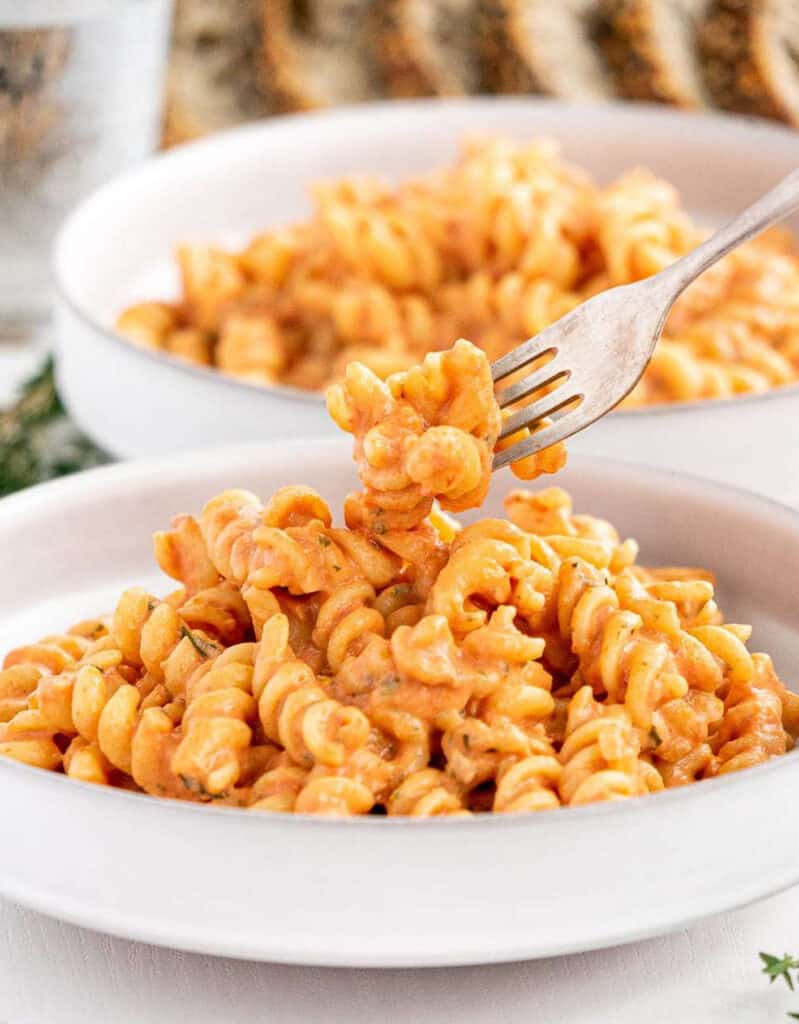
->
(0, 0, 172, 337)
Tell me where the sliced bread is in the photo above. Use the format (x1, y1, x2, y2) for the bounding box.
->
(373, 0, 482, 97)
(262, 0, 385, 111)
(699, 0, 799, 126)
(164, 0, 273, 146)
(480, 0, 616, 100)
(597, 0, 711, 107)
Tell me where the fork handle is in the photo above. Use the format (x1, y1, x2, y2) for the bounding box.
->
(655, 167, 799, 299)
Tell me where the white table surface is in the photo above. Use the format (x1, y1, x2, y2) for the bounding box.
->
(1, 343, 798, 1024)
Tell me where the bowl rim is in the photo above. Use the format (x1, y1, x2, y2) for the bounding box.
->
(52, 95, 799, 419)
(2, 439, 799, 829)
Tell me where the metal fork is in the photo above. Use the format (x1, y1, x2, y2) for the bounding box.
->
(492, 168, 799, 471)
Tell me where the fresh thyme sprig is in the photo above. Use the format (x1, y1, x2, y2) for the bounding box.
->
(760, 952, 799, 1018)
(0, 356, 107, 496)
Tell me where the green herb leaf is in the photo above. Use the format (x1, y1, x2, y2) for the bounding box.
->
(179, 773, 202, 794)
(0, 356, 107, 496)
(760, 952, 799, 989)
(318, 535, 331, 547)
(648, 725, 662, 747)
(180, 625, 216, 659)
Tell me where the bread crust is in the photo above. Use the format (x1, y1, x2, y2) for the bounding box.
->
(374, 0, 477, 97)
(478, 0, 547, 93)
(598, 0, 708, 107)
(261, 0, 385, 111)
(699, 0, 799, 126)
(261, 0, 320, 112)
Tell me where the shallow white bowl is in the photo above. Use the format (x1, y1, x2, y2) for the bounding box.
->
(53, 98, 799, 504)
(2, 442, 799, 966)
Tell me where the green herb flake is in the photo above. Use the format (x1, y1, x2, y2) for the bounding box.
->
(462, 733, 471, 750)
(381, 674, 401, 694)
(179, 773, 217, 799)
(318, 535, 332, 547)
(180, 625, 215, 659)
(179, 773, 202, 794)
(648, 726, 662, 747)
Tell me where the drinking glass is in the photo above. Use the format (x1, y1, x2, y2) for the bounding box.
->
(0, 0, 172, 337)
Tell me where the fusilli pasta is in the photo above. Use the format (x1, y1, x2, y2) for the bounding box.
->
(2, 341, 796, 816)
(116, 138, 799, 408)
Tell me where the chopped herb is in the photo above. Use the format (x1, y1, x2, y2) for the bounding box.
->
(318, 535, 331, 547)
(180, 625, 215, 659)
(381, 674, 401, 694)
(179, 773, 202, 794)
(179, 773, 219, 800)
(333, 564, 342, 572)
(648, 726, 662, 747)
(462, 733, 471, 750)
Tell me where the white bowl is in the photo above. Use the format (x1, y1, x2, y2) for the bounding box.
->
(1, 442, 799, 966)
(53, 97, 799, 502)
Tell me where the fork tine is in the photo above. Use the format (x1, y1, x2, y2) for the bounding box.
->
(493, 417, 573, 472)
(495, 356, 570, 409)
(497, 389, 583, 441)
(491, 336, 558, 383)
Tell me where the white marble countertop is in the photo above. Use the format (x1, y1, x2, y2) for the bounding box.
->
(1, 341, 798, 1024)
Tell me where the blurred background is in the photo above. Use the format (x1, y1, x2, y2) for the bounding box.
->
(2, 0, 798, 495)
(161, 0, 799, 145)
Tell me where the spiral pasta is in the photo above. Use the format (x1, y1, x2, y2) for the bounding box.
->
(116, 137, 799, 407)
(2, 341, 797, 816)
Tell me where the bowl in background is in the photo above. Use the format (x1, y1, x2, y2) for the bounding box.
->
(53, 98, 799, 502)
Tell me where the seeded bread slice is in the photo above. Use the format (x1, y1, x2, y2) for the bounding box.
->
(163, 0, 273, 146)
(699, 0, 799, 126)
(598, 0, 712, 108)
(262, 0, 385, 111)
(480, 0, 615, 100)
(373, 0, 481, 97)
(597, 0, 711, 107)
